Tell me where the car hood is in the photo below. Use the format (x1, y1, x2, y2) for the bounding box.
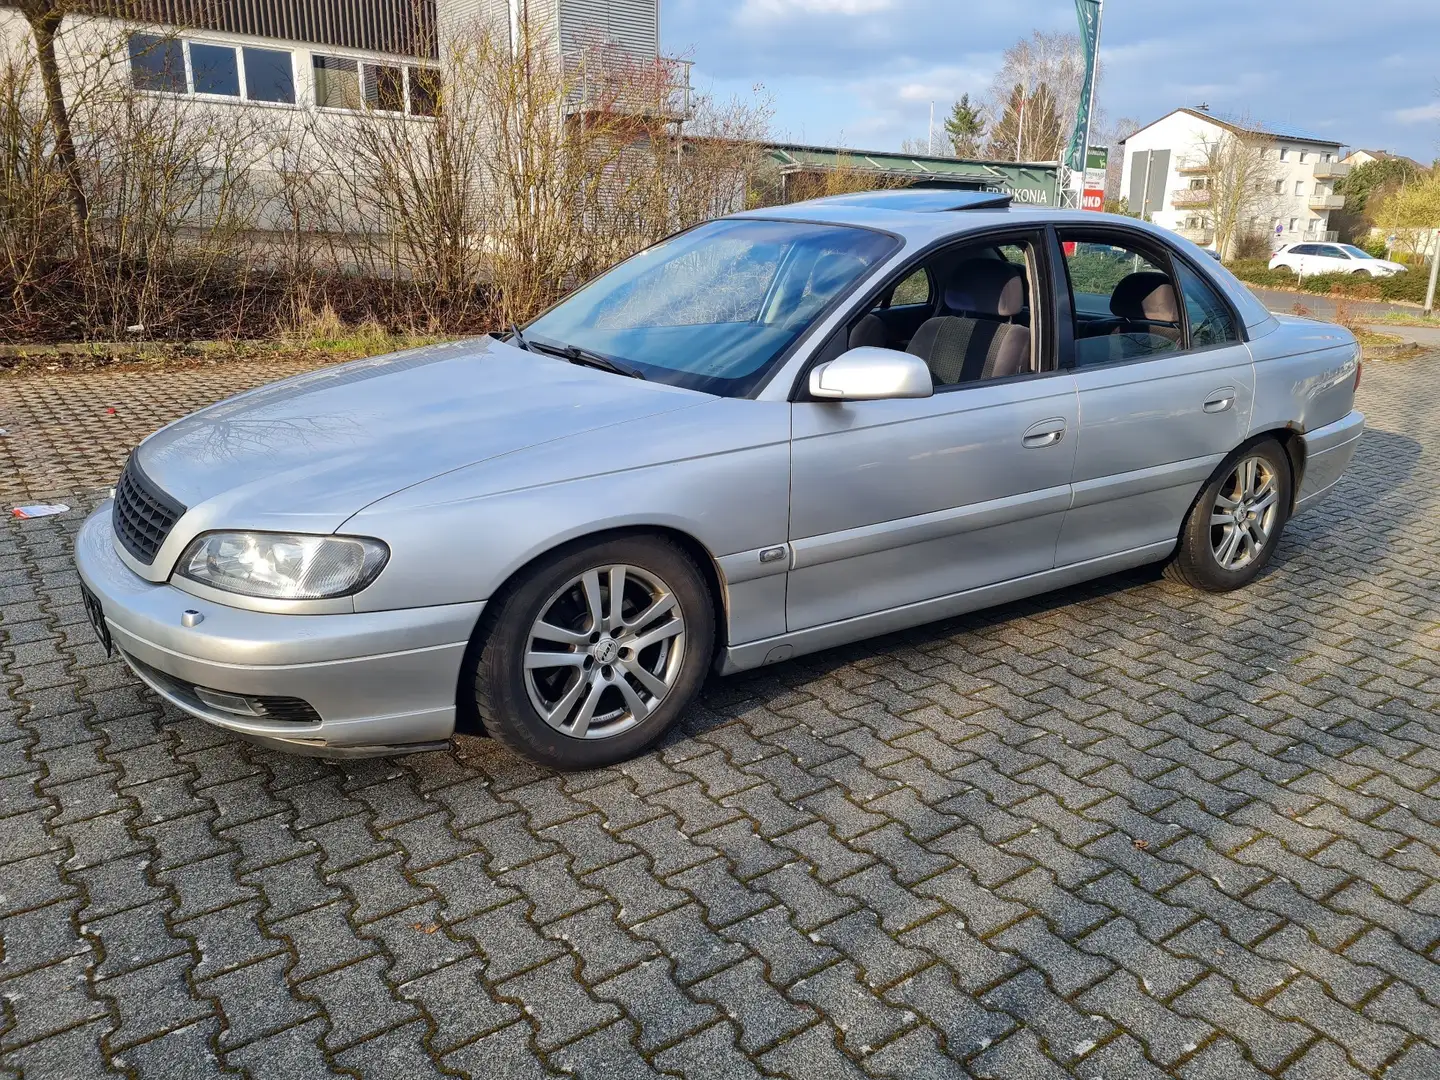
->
(136, 338, 705, 529)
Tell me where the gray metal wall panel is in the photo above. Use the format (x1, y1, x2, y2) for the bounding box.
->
(1144, 149, 1170, 216)
(65, 0, 437, 57)
(558, 0, 656, 57)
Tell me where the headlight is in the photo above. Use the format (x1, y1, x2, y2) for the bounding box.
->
(177, 532, 389, 600)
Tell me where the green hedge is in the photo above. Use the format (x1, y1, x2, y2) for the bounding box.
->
(1226, 259, 1430, 304)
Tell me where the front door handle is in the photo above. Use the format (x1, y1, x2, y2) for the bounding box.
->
(1204, 388, 1237, 413)
(1022, 418, 1067, 449)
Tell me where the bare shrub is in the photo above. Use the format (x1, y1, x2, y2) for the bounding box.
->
(2, 7, 773, 342)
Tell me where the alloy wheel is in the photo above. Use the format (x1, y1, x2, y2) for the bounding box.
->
(523, 564, 686, 740)
(1210, 455, 1280, 571)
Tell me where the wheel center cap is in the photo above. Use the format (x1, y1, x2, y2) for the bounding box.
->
(594, 639, 621, 664)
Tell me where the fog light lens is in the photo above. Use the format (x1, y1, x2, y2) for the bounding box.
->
(194, 686, 264, 716)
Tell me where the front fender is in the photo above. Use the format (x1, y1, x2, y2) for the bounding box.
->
(345, 400, 793, 646)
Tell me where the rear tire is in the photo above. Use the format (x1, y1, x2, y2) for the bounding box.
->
(1165, 439, 1292, 593)
(470, 534, 714, 770)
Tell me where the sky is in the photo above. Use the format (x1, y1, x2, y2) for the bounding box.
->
(661, 0, 1440, 162)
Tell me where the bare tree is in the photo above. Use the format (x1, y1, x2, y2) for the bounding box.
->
(1188, 123, 1283, 261)
(14, 0, 90, 249)
(987, 30, 1100, 163)
(987, 82, 1061, 163)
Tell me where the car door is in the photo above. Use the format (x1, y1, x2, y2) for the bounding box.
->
(1282, 243, 1309, 274)
(786, 230, 1080, 632)
(1053, 227, 1255, 567)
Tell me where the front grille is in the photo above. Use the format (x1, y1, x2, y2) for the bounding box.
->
(113, 455, 186, 565)
(124, 652, 323, 725)
(256, 697, 325, 724)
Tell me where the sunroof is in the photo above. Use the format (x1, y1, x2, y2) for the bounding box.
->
(809, 189, 1014, 212)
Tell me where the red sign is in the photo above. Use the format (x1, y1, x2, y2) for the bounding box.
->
(1082, 188, 1104, 212)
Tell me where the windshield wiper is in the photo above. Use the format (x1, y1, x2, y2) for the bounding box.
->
(529, 337, 645, 380)
(508, 323, 531, 351)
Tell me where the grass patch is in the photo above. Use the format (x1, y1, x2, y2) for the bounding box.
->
(1370, 311, 1440, 330)
(1353, 328, 1404, 348)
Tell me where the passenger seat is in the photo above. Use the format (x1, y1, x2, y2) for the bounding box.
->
(906, 261, 1031, 385)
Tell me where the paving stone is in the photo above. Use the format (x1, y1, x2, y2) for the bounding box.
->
(885, 963, 1014, 1057)
(442, 1021, 562, 1079)
(300, 953, 419, 1050)
(1077, 971, 1212, 1066)
(4, 357, 1440, 1076)
(1172, 975, 1313, 1072)
(691, 957, 817, 1053)
(592, 957, 717, 1051)
(203, 953, 318, 1050)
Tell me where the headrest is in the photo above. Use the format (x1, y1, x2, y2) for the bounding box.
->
(943, 259, 1026, 318)
(1111, 272, 1179, 322)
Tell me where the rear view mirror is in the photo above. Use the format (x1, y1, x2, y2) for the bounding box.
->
(808, 347, 934, 401)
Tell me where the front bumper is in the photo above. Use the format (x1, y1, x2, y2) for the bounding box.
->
(75, 504, 484, 755)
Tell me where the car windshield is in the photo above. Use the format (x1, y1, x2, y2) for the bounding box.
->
(525, 218, 896, 396)
(1339, 245, 1375, 259)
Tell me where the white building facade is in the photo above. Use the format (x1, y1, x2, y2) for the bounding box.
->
(1120, 108, 1347, 252)
(0, 0, 668, 118)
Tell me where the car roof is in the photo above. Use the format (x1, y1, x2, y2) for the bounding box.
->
(732, 192, 1278, 333)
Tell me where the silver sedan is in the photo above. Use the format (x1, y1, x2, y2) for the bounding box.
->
(75, 191, 1365, 769)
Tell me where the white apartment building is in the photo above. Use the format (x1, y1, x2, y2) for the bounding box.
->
(1120, 107, 1348, 251)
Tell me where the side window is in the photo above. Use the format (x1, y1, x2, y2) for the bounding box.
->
(1173, 261, 1238, 348)
(889, 269, 931, 307)
(837, 235, 1043, 384)
(1059, 235, 1181, 367)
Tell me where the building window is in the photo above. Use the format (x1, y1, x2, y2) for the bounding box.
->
(1294, 181, 1304, 196)
(190, 42, 239, 96)
(1289, 217, 1298, 232)
(409, 67, 441, 117)
(128, 34, 295, 105)
(242, 48, 295, 104)
(313, 55, 362, 109)
(1273, 179, 1284, 195)
(129, 34, 186, 94)
(364, 63, 406, 112)
(1322, 152, 1332, 163)
(1299, 150, 1308, 164)
(315, 55, 440, 117)
(1279, 147, 1290, 162)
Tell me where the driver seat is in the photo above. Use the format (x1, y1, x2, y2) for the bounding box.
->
(906, 260, 1031, 385)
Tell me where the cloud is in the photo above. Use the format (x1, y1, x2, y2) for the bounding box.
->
(1391, 102, 1440, 125)
(736, 0, 895, 25)
(665, 0, 1440, 160)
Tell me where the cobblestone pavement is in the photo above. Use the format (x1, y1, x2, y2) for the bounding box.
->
(2, 352, 1439, 1079)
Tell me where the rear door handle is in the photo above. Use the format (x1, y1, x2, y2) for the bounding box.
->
(1204, 388, 1237, 413)
(1022, 418, 1067, 449)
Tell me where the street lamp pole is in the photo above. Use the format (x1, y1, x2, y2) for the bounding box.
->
(1425, 229, 1439, 318)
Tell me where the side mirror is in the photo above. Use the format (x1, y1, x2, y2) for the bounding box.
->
(808, 347, 934, 402)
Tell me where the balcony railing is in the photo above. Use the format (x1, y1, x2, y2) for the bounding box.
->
(1311, 161, 1351, 180)
(1171, 188, 1212, 208)
(1175, 162, 1209, 176)
(1308, 194, 1344, 211)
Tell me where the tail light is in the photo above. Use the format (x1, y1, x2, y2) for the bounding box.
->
(1354, 357, 1363, 392)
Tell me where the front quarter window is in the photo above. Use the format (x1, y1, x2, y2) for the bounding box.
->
(525, 219, 896, 396)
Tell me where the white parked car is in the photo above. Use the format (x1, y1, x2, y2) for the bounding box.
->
(1269, 243, 1406, 278)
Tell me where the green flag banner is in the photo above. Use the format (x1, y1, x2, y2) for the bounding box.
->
(1066, 0, 1102, 174)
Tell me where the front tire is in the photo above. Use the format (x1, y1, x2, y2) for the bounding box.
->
(1166, 440, 1292, 592)
(471, 535, 714, 770)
